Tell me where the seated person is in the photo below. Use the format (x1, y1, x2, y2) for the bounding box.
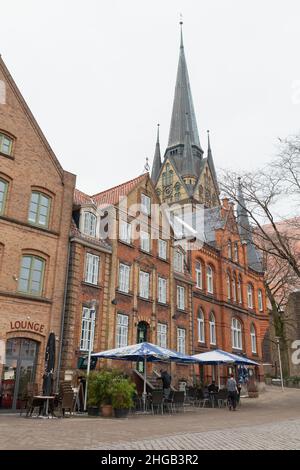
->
(207, 380, 219, 393)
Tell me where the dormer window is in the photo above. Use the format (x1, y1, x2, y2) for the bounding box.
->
(0, 132, 13, 156)
(83, 212, 97, 237)
(141, 194, 151, 216)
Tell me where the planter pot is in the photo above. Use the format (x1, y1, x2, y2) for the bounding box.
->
(101, 404, 113, 417)
(87, 406, 100, 416)
(114, 408, 129, 419)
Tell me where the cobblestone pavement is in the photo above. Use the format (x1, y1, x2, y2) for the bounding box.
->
(0, 386, 300, 450)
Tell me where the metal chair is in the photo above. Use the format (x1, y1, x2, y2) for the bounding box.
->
(197, 389, 210, 408)
(150, 390, 164, 415)
(172, 391, 185, 413)
(216, 389, 228, 408)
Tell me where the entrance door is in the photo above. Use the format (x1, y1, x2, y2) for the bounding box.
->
(137, 322, 148, 373)
(1, 338, 38, 410)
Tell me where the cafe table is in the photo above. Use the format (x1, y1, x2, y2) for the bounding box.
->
(33, 395, 55, 418)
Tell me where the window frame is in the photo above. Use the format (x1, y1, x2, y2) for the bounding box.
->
(158, 276, 167, 304)
(195, 261, 203, 289)
(177, 327, 186, 354)
(0, 178, 8, 215)
(118, 263, 131, 293)
(258, 289, 263, 312)
(209, 312, 216, 345)
(84, 253, 100, 285)
(206, 265, 214, 294)
(0, 132, 13, 156)
(158, 239, 167, 260)
(250, 323, 257, 353)
(157, 322, 167, 348)
(247, 283, 254, 309)
(80, 307, 94, 351)
(18, 255, 45, 296)
(141, 193, 151, 216)
(83, 211, 97, 237)
(28, 191, 51, 228)
(197, 309, 205, 343)
(174, 250, 184, 273)
(177, 285, 185, 311)
(231, 317, 243, 350)
(139, 270, 150, 299)
(116, 313, 129, 348)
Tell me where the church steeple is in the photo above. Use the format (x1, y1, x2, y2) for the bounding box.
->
(207, 130, 219, 192)
(167, 22, 202, 152)
(151, 124, 162, 183)
(181, 113, 197, 180)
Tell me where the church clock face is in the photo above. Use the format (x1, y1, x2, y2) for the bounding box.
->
(163, 184, 173, 197)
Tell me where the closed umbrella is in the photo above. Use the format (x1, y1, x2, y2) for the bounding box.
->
(92, 342, 196, 411)
(42, 332, 56, 396)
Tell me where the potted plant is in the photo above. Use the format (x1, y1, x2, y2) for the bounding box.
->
(87, 370, 118, 417)
(110, 378, 136, 418)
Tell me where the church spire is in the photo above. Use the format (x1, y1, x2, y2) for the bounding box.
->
(181, 112, 196, 179)
(206, 130, 219, 192)
(167, 22, 202, 151)
(151, 124, 162, 183)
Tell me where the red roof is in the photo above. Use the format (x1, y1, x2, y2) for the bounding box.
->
(74, 188, 94, 206)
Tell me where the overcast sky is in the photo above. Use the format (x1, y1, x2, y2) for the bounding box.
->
(1, 0, 300, 196)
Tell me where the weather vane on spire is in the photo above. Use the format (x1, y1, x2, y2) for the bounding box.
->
(144, 157, 150, 173)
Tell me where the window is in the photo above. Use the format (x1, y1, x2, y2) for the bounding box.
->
(174, 250, 184, 273)
(0, 178, 8, 215)
(195, 261, 202, 289)
(85, 253, 99, 285)
(258, 289, 263, 312)
(140, 231, 150, 253)
(80, 307, 94, 351)
(247, 284, 254, 309)
(206, 266, 213, 294)
(119, 263, 130, 293)
(209, 312, 216, 345)
(158, 277, 167, 304)
(238, 276, 242, 304)
(162, 164, 173, 187)
(198, 309, 205, 343)
(232, 318, 242, 350)
(226, 272, 231, 300)
(116, 314, 128, 348)
(139, 270, 150, 299)
(0, 133, 13, 156)
(18, 255, 45, 296)
(177, 285, 185, 310)
(28, 192, 51, 227)
(234, 242, 239, 262)
(141, 193, 151, 215)
(232, 276, 237, 302)
(250, 324, 257, 353)
(158, 239, 167, 260)
(177, 328, 185, 354)
(157, 323, 167, 348)
(119, 221, 131, 244)
(227, 240, 232, 259)
(83, 212, 97, 237)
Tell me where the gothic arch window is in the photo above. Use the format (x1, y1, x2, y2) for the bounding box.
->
(250, 323, 257, 354)
(231, 317, 242, 350)
(226, 271, 231, 300)
(209, 312, 216, 345)
(227, 239, 232, 259)
(206, 265, 214, 294)
(238, 275, 242, 304)
(197, 308, 205, 343)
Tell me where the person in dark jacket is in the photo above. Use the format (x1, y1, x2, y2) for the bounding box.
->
(160, 369, 171, 399)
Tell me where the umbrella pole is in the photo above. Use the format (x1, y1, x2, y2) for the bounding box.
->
(142, 357, 147, 412)
(218, 363, 221, 389)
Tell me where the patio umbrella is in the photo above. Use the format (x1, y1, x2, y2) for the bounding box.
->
(92, 342, 196, 411)
(42, 332, 56, 396)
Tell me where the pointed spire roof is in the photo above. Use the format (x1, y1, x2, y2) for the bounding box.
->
(206, 130, 219, 192)
(167, 22, 202, 151)
(151, 124, 162, 183)
(237, 178, 263, 272)
(181, 113, 196, 178)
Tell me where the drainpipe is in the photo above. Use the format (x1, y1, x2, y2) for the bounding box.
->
(55, 240, 71, 393)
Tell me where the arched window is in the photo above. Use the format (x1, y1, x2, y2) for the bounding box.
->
(226, 271, 231, 300)
(206, 265, 213, 294)
(247, 283, 254, 309)
(209, 312, 216, 345)
(83, 211, 97, 237)
(234, 242, 239, 262)
(250, 324, 257, 353)
(18, 255, 45, 296)
(258, 289, 263, 312)
(238, 275, 242, 304)
(197, 309, 205, 343)
(28, 191, 51, 228)
(0, 132, 13, 156)
(232, 275, 237, 302)
(195, 261, 202, 289)
(227, 240, 232, 259)
(231, 318, 242, 350)
(0, 178, 8, 215)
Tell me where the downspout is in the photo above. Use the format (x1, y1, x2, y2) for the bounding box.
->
(55, 240, 71, 393)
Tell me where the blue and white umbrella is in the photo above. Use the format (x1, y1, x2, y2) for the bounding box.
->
(92, 342, 196, 410)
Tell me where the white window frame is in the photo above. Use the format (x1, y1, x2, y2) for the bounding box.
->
(177, 285, 185, 310)
(141, 193, 151, 215)
(238, 276, 242, 304)
(174, 250, 184, 273)
(198, 309, 205, 343)
(209, 313, 216, 345)
(83, 211, 97, 237)
(247, 284, 254, 309)
(116, 313, 128, 348)
(80, 307, 94, 351)
(85, 253, 100, 285)
(158, 239, 167, 260)
(195, 261, 202, 289)
(207, 266, 213, 294)
(119, 263, 130, 293)
(232, 277, 237, 302)
(139, 270, 150, 299)
(119, 220, 131, 244)
(258, 289, 263, 312)
(140, 231, 150, 253)
(177, 328, 186, 354)
(228, 240, 232, 259)
(157, 323, 167, 348)
(158, 277, 167, 304)
(250, 324, 257, 353)
(234, 242, 239, 262)
(231, 317, 243, 350)
(0, 178, 8, 215)
(226, 272, 231, 300)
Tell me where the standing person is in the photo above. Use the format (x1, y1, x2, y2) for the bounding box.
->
(160, 369, 171, 399)
(236, 382, 242, 406)
(226, 374, 238, 411)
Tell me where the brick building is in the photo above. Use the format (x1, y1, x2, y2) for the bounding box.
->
(0, 56, 76, 409)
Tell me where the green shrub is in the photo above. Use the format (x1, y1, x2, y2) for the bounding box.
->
(110, 378, 136, 409)
(87, 369, 121, 407)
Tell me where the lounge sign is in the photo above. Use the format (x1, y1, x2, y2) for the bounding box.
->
(10, 320, 45, 335)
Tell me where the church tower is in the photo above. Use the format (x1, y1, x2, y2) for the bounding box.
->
(152, 23, 219, 208)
